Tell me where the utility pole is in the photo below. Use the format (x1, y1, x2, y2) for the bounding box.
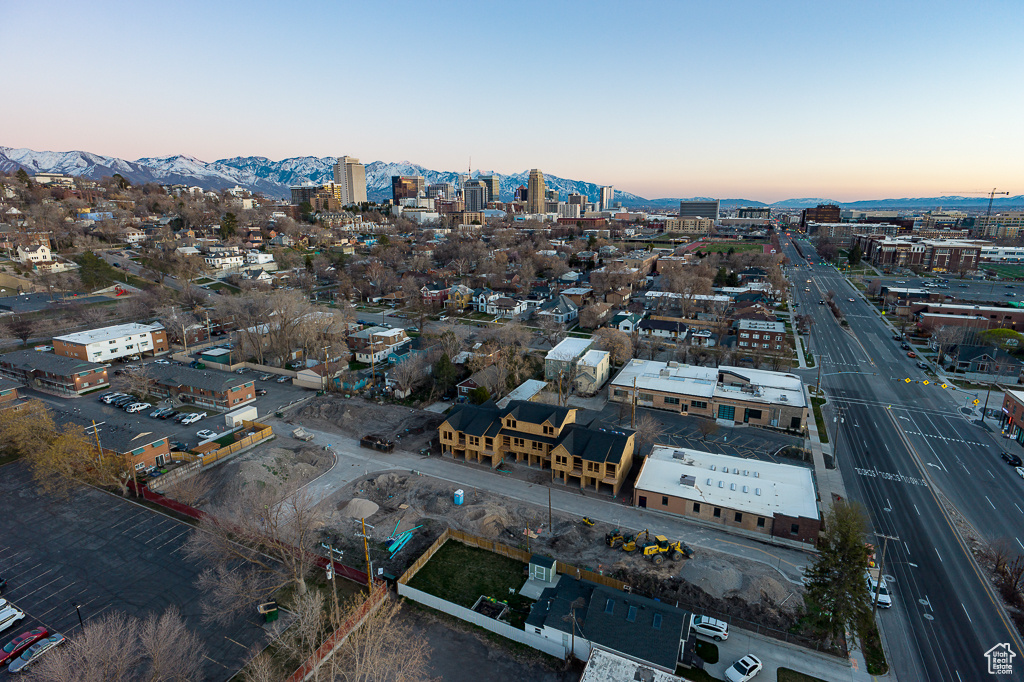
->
(361, 517, 373, 592)
(548, 487, 552, 530)
(872, 533, 899, 614)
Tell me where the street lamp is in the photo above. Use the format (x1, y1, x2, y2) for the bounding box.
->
(72, 602, 83, 628)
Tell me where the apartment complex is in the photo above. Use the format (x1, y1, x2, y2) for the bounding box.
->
(0, 349, 108, 396)
(852, 235, 981, 273)
(608, 360, 807, 432)
(634, 446, 820, 543)
(735, 319, 787, 352)
(349, 326, 411, 364)
(663, 217, 712, 234)
(147, 364, 256, 409)
(977, 212, 1024, 239)
(53, 323, 169, 363)
(678, 199, 719, 220)
(438, 401, 635, 495)
(332, 156, 367, 204)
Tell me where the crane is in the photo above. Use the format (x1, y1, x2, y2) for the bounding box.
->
(942, 188, 1011, 235)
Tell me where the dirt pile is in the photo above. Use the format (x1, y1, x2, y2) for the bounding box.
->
(296, 397, 442, 449)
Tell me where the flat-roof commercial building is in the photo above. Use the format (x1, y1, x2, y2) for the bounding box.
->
(608, 359, 807, 433)
(678, 199, 719, 220)
(634, 445, 820, 543)
(0, 349, 109, 396)
(53, 323, 169, 363)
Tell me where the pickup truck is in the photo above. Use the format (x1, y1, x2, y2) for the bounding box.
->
(291, 427, 315, 442)
(360, 435, 395, 453)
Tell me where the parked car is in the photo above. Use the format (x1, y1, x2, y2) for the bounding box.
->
(180, 413, 205, 425)
(196, 429, 218, 440)
(98, 392, 120, 401)
(276, 375, 290, 383)
(725, 655, 763, 682)
(153, 359, 171, 365)
(255, 388, 267, 396)
(1017, 466, 1024, 479)
(169, 441, 189, 452)
(916, 361, 929, 370)
(0, 604, 25, 636)
(258, 373, 272, 381)
(235, 368, 247, 374)
(102, 393, 127, 404)
(900, 342, 911, 350)
(7, 633, 65, 673)
(866, 573, 892, 608)
(173, 412, 192, 423)
(1001, 452, 1023, 467)
(907, 352, 917, 358)
(690, 615, 729, 641)
(112, 396, 136, 407)
(126, 402, 152, 413)
(150, 407, 172, 418)
(0, 628, 49, 667)
(159, 410, 179, 419)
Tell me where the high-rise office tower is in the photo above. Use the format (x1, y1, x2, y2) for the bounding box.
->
(333, 156, 367, 204)
(600, 186, 614, 211)
(463, 180, 487, 212)
(391, 176, 424, 203)
(427, 182, 454, 200)
(514, 185, 528, 203)
(457, 174, 471, 197)
(290, 184, 318, 206)
(568, 192, 587, 214)
(545, 189, 559, 202)
(679, 199, 719, 220)
(478, 174, 500, 202)
(527, 169, 546, 214)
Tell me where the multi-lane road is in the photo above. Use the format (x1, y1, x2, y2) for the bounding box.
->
(785, 237, 1024, 682)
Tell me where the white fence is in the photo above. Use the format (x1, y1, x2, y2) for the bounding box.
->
(397, 583, 567, 659)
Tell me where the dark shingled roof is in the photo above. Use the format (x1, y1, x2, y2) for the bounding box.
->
(526, 578, 690, 671)
(0, 377, 25, 391)
(51, 408, 169, 455)
(148, 364, 252, 393)
(442, 404, 503, 438)
(0, 349, 105, 376)
(556, 425, 633, 465)
(501, 400, 574, 429)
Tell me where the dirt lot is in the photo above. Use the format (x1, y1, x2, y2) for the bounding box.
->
(170, 441, 334, 509)
(318, 470, 804, 634)
(294, 396, 443, 451)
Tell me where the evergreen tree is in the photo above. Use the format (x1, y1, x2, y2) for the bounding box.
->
(714, 267, 728, 287)
(304, 254, 314, 271)
(433, 353, 457, 394)
(219, 212, 238, 240)
(468, 386, 491, 405)
(15, 168, 30, 185)
(802, 502, 873, 645)
(726, 272, 740, 287)
(848, 242, 862, 267)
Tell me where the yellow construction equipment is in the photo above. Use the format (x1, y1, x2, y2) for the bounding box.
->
(605, 529, 627, 549)
(621, 529, 649, 553)
(641, 535, 696, 565)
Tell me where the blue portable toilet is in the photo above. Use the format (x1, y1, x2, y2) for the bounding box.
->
(454, 489, 464, 505)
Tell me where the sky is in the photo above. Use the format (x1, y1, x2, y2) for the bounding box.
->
(2, 0, 1022, 202)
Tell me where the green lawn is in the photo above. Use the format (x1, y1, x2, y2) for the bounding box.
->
(699, 242, 764, 254)
(778, 670, 828, 682)
(986, 264, 1024, 279)
(811, 396, 829, 443)
(407, 540, 533, 627)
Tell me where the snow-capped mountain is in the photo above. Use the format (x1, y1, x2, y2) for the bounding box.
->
(3, 145, 1024, 210)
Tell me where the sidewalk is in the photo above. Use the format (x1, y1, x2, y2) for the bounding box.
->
(706, 626, 875, 682)
(278, 418, 814, 584)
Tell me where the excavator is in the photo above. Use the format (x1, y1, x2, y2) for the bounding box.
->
(621, 529, 650, 553)
(606, 528, 647, 551)
(641, 535, 696, 565)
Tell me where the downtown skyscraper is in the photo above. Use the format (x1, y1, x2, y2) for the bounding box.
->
(332, 156, 367, 205)
(527, 169, 546, 214)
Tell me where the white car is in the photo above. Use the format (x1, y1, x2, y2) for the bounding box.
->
(691, 614, 729, 641)
(725, 655, 763, 682)
(867, 573, 892, 608)
(125, 402, 152, 413)
(180, 412, 205, 425)
(0, 604, 26, 636)
(153, 359, 171, 365)
(8, 633, 65, 673)
(196, 429, 218, 440)
(1016, 466, 1024, 479)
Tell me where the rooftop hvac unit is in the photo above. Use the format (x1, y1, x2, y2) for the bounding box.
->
(680, 474, 696, 487)
(780, 395, 788, 402)
(668, 361, 679, 368)
(660, 369, 670, 377)
(755, 488, 762, 496)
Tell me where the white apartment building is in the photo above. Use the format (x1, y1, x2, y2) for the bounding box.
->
(204, 254, 245, 270)
(53, 322, 168, 363)
(246, 252, 276, 264)
(16, 243, 51, 264)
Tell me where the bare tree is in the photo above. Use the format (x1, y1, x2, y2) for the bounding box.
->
(138, 606, 208, 682)
(633, 413, 667, 456)
(698, 419, 719, 441)
(330, 597, 433, 682)
(592, 328, 633, 366)
(537, 316, 566, 348)
(931, 324, 966, 365)
(158, 305, 199, 354)
(166, 471, 214, 507)
(388, 355, 427, 397)
(184, 480, 326, 623)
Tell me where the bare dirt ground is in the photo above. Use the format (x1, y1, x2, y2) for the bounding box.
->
(293, 396, 443, 451)
(181, 441, 334, 509)
(318, 470, 804, 633)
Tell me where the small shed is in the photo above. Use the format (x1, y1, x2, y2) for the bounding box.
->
(529, 555, 557, 584)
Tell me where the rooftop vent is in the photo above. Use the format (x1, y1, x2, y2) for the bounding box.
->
(743, 470, 749, 476)
(755, 488, 762, 496)
(710, 464, 716, 471)
(754, 471, 760, 478)
(706, 478, 713, 486)
(718, 481, 724, 488)
(780, 395, 789, 402)
(733, 468, 739, 474)
(742, 485, 749, 493)
(730, 483, 736, 491)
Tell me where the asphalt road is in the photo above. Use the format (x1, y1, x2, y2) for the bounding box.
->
(785, 237, 1024, 682)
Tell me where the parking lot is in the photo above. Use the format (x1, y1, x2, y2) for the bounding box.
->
(0, 461, 271, 679)
(27, 357, 312, 450)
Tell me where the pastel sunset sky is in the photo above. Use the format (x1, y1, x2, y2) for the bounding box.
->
(2, 0, 1021, 202)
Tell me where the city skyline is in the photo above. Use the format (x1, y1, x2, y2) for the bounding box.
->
(1, 0, 1021, 202)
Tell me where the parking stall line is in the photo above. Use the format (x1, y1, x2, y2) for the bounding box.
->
(35, 587, 88, 621)
(143, 524, 180, 544)
(4, 565, 54, 591)
(16, 574, 66, 601)
(155, 529, 191, 551)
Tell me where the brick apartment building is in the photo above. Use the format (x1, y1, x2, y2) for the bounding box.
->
(853, 235, 982, 273)
(735, 319, 788, 352)
(0, 350, 108, 396)
(910, 302, 1024, 332)
(147, 365, 255, 409)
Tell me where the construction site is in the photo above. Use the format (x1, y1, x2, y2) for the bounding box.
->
(295, 397, 442, 452)
(318, 469, 807, 638)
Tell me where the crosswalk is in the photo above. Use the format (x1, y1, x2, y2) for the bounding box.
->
(902, 430, 986, 447)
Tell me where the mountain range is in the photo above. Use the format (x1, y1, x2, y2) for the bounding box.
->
(2, 145, 1023, 211)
